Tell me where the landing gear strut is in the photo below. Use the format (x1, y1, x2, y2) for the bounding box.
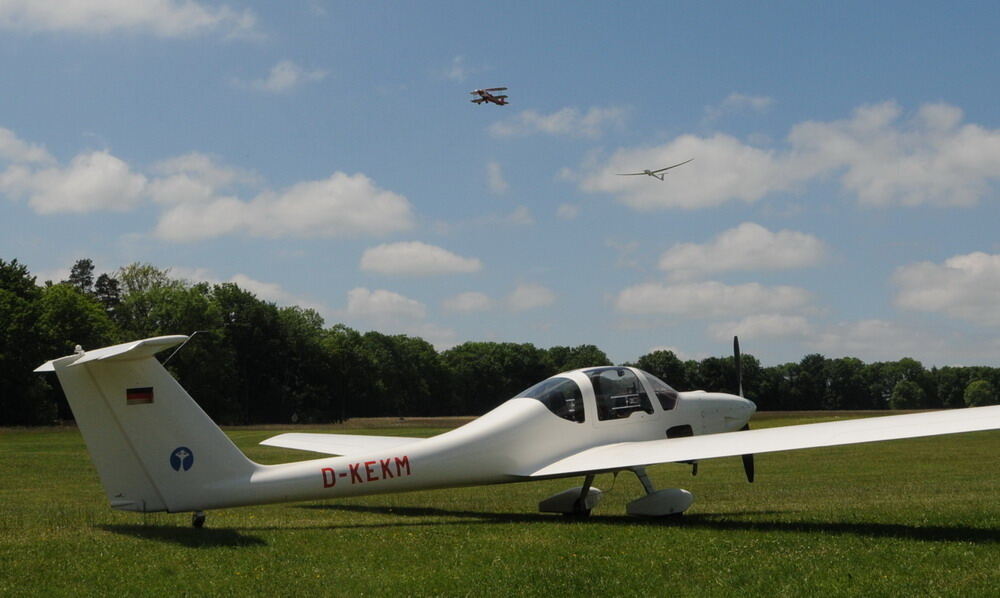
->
(191, 511, 206, 528)
(539, 474, 603, 516)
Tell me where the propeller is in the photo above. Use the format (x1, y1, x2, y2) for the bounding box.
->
(735, 336, 755, 483)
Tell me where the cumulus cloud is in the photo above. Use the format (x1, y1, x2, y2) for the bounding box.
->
(708, 314, 813, 341)
(360, 241, 482, 276)
(442, 291, 493, 313)
(582, 101, 1000, 210)
(442, 55, 472, 81)
(615, 281, 814, 318)
(659, 222, 827, 279)
(241, 60, 327, 93)
(487, 161, 508, 194)
(346, 287, 426, 322)
(155, 172, 414, 241)
(506, 283, 556, 311)
(893, 252, 1000, 326)
(0, 0, 258, 39)
(810, 319, 951, 361)
(1, 150, 146, 213)
(704, 92, 773, 121)
(0, 127, 53, 164)
(489, 106, 626, 139)
(556, 203, 579, 220)
(147, 152, 258, 205)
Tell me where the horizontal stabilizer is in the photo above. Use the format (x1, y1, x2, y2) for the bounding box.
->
(35, 335, 188, 372)
(260, 432, 425, 456)
(528, 406, 1000, 478)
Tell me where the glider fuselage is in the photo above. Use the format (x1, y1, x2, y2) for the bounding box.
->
(237, 369, 753, 512)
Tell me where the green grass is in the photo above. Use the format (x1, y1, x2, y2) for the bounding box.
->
(1, 414, 998, 597)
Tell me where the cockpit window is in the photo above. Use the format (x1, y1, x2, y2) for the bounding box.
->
(586, 367, 654, 421)
(644, 372, 679, 411)
(515, 377, 585, 423)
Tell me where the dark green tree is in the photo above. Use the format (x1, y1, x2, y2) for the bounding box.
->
(547, 344, 611, 372)
(65, 258, 95, 295)
(889, 379, 926, 410)
(635, 350, 689, 389)
(442, 341, 553, 414)
(964, 379, 997, 407)
(0, 259, 54, 424)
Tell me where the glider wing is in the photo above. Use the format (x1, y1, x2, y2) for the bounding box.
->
(527, 405, 1000, 477)
(650, 158, 694, 174)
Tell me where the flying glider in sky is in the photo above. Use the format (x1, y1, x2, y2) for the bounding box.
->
(470, 87, 509, 105)
(37, 335, 1000, 527)
(617, 158, 693, 180)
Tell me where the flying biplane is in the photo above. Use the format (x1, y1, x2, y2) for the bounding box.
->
(36, 335, 1000, 527)
(470, 87, 509, 105)
(617, 158, 693, 180)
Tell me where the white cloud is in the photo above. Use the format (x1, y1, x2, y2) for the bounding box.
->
(0, 127, 53, 164)
(487, 161, 508, 194)
(810, 319, 947, 361)
(152, 152, 259, 189)
(582, 101, 1000, 210)
(443, 55, 471, 81)
(788, 102, 1000, 207)
(360, 241, 482, 276)
(243, 60, 327, 93)
(704, 92, 773, 121)
(2, 150, 147, 214)
(443, 291, 493, 313)
(147, 152, 256, 206)
(499, 206, 534, 226)
(709, 314, 813, 341)
(345, 287, 427, 322)
(489, 106, 626, 139)
(506, 283, 556, 311)
(556, 203, 579, 220)
(893, 252, 1000, 326)
(615, 281, 814, 318)
(0, 0, 258, 39)
(659, 222, 827, 279)
(155, 172, 415, 241)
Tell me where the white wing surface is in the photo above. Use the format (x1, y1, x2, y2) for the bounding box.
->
(650, 158, 694, 173)
(260, 433, 425, 456)
(528, 405, 1000, 477)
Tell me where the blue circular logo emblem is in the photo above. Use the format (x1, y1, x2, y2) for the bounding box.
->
(170, 446, 194, 472)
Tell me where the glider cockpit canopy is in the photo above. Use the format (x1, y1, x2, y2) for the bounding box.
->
(513, 367, 679, 424)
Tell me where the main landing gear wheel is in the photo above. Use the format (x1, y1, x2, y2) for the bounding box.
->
(192, 511, 206, 528)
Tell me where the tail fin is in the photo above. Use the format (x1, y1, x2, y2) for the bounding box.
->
(36, 336, 258, 513)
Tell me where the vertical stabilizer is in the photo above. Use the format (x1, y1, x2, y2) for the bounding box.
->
(37, 336, 258, 512)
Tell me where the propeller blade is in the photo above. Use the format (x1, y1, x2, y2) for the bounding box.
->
(740, 423, 754, 483)
(734, 336, 743, 397)
(742, 453, 755, 483)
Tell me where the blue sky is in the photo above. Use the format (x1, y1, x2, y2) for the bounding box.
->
(3, 1, 1000, 366)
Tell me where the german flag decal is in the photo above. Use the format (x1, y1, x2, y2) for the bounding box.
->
(126, 387, 154, 405)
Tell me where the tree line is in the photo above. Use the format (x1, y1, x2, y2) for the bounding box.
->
(1, 258, 997, 426)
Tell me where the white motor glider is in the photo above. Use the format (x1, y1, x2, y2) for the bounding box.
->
(616, 158, 693, 180)
(37, 335, 1000, 527)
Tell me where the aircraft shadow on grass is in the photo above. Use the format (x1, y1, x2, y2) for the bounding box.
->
(299, 503, 1000, 544)
(99, 524, 266, 548)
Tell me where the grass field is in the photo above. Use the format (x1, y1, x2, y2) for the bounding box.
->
(1, 413, 998, 597)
